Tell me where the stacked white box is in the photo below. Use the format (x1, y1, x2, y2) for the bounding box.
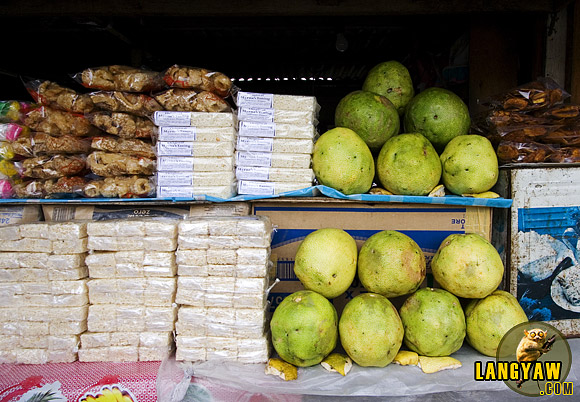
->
(175, 215, 273, 363)
(79, 219, 179, 362)
(153, 111, 238, 199)
(235, 92, 318, 195)
(0, 222, 89, 364)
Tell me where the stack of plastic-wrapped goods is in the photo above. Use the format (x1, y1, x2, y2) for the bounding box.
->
(153, 65, 238, 199)
(77, 65, 164, 198)
(473, 77, 580, 164)
(234, 91, 318, 196)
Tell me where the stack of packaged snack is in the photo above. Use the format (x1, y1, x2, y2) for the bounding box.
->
(77, 65, 163, 198)
(174, 216, 273, 363)
(234, 91, 318, 195)
(79, 219, 178, 362)
(153, 65, 237, 199)
(0, 222, 89, 364)
(473, 77, 580, 164)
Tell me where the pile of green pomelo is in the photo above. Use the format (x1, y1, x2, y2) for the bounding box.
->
(267, 62, 524, 379)
(313, 60, 499, 197)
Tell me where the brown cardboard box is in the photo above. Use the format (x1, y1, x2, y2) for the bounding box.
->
(0, 206, 43, 226)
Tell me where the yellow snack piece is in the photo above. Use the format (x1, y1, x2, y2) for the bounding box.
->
(417, 356, 462, 374)
(428, 184, 446, 197)
(392, 350, 419, 366)
(321, 352, 353, 376)
(265, 358, 298, 381)
(461, 191, 500, 199)
(369, 187, 393, 195)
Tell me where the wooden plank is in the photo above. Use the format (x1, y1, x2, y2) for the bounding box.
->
(571, 0, 580, 103)
(545, 7, 568, 86)
(0, 0, 568, 17)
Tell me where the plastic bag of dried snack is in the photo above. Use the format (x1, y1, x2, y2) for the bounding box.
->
(75, 65, 166, 93)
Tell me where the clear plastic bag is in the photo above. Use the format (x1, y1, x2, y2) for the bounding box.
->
(485, 77, 569, 111)
(91, 136, 155, 158)
(11, 133, 91, 157)
(12, 176, 88, 198)
(86, 151, 156, 177)
(18, 154, 87, 179)
(90, 91, 164, 117)
(87, 111, 156, 139)
(75, 65, 166, 93)
(496, 140, 555, 164)
(23, 106, 101, 137)
(0, 122, 30, 141)
(24, 79, 95, 114)
(163, 65, 232, 98)
(154, 88, 231, 113)
(83, 175, 155, 198)
(0, 100, 36, 123)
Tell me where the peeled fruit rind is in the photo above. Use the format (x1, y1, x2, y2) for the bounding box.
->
(312, 127, 375, 195)
(335, 90, 400, 152)
(376, 133, 442, 196)
(465, 290, 528, 357)
(358, 230, 426, 298)
(270, 290, 338, 367)
(418, 356, 462, 374)
(265, 358, 298, 381)
(431, 233, 504, 298)
(339, 293, 404, 367)
(399, 288, 466, 357)
(404, 87, 471, 152)
(440, 135, 499, 195)
(393, 350, 419, 366)
(362, 61, 415, 115)
(321, 353, 353, 376)
(294, 228, 358, 299)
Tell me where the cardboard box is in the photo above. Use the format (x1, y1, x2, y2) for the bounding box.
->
(0, 206, 42, 226)
(500, 166, 580, 336)
(252, 199, 493, 313)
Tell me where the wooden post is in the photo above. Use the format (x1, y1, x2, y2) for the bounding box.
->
(571, 0, 580, 103)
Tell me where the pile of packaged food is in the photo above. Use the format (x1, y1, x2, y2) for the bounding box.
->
(234, 91, 318, 195)
(473, 77, 580, 164)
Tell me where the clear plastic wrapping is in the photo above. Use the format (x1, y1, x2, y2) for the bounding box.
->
(87, 278, 177, 306)
(87, 111, 156, 139)
(86, 251, 176, 278)
(175, 246, 270, 266)
(154, 88, 231, 113)
(87, 151, 155, 177)
(237, 180, 312, 195)
(86, 304, 176, 332)
(77, 65, 166, 93)
(236, 136, 313, 154)
(83, 175, 155, 198)
(236, 91, 320, 113)
(238, 121, 317, 139)
(0, 280, 88, 307)
(18, 154, 87, 179)
(11, 133, 91, 157)
(87, 219, 178, 237)
(155, 184, 237, 199)
(78, 344, 171, 362)
(91, 136, 155, 158)
(235, 166, 314, 182)
(162, 65, 232, 98)
(156, 156, 235, 175)
(0, 100, 36, 124)
(23, 106, 101, 137)
(152, 111, 236, 127)
(156, 141, 235, 157)
(177, 262, 269, 279)
(81, 331, 172, 348)
(175, 277, 268, 308)
(13, 176, 88, 199)
(0, 305, 88, 323)
(486, 77, 568, 111)
(0, 122, 30, 141)
(25, 79, 95, 114)
(90, 91, 163, 117)
(155, 126, 236, 142)
(237, 107, 318, 125)
(87, 236, 177, 252)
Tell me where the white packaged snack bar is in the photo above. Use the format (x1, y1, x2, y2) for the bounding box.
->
(156, 157, 235, 177)
(87, 278, 176, 306)
(0, 225, 21, 240)
(175, 347, 206, 362)
(237, 180, 312, 196)
(47, 253, 86, 270)
(237, 107, 317, 125)
(235, 166, 314, 183)
(153, 111, 236, 127)
(237, 91, 319, 113)
(88, 236, 144, 251)
(48, 222, 88, 241)
(156, 184, 237, 199)
(236, 136, 313, 154)
(156, 126, 236, 142)
(238, 121, 316, 139)
(0, 238, 52, 253)
(87, 305, 176, 333)
(0, 280, 88, 307)
(157, 141, 235, 158)
(178, 220, 209, 236)
(87, 220, 146, 237)
(235, 151, 311, 169)
(0, 252, 50, 269)
(237, 248, 270, 265)
(52, 237, 88, 254)
(143, 221, 179, 237)
(175, 249, 207, 265)
(49, 266, 88, 281)
(142, 236, 178, 252)
(19, 223, 50, 239)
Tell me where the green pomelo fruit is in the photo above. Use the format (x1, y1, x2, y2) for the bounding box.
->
(334, 90, 400, 152)
(431, 233, 504, 299)
(465, 290, 528, 357)
(294, 228, 358, 299)
(362, 61, 415, 116)
(339, 293, 404, 367)
(403, 87, 471, 152)
(376, 133, 442, 196)
(399, 288, 466, 356)
(358, 230, 426, 298)
(270, 290, 338, 367)
(440, 134, 499, 195)
(312, 127, 375, 195)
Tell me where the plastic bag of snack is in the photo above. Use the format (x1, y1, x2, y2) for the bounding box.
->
(0, 101, 36, 123)
(0, 159, 20, 179)
(540, 125, 580, 147)
(17, 154, 87, 179)
(10, 133, 91, 157)
(23, 106, 101, 137)
(87, 151, 156, 177)
(91, 136, 155, 158)
(0, 123, 30, 141)
(75, 65, 166, 93)
(89, 91, 163, 117)
(0, 143, 16, 161)
(485, 77, 569, 112)
(154, 88, 231, 113)
(485, 109, 552, 128)
(533, 104, 580, 121)
(492, 124, 561, 144)
(87, 111, 155, 139)
(0, 179, 14, 198)
(496, 140, 555, 164)
(83, 175, 155, 198)
(25, 79, 95, 114)
(12, 176, 87, 199)
(162, 65, 232, 97)
(548, 146, 580, 163)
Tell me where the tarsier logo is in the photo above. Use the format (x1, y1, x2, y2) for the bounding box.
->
(474, 322, 573, 397)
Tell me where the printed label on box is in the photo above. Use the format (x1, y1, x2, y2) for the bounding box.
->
(157, 171, 195, 186)
(156, 186, 195, 198)
(235, 166, 270, 181)
(157, 156, 194, 171)
(238, 181, 276, 196)
(158, 127, 197, 142)
(157, 142, 195, 157)
(236, 151, 273, 167)
(153, 111, 191, 127)
(237, 92, 274, 109)
(237, 107, 275, 123)
(238, 121, 276, 137)
(237, 136, 274, 152)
